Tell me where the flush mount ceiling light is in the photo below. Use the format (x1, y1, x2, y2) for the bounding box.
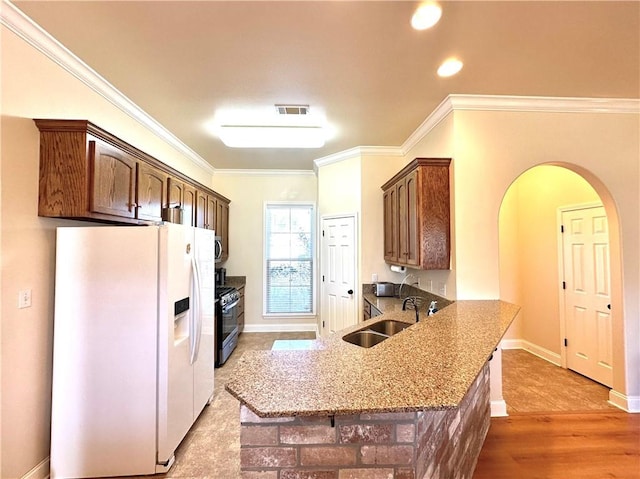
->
(218, 125, 325, 148)
(437, 58, 463, 77)
(411, 2, 442, 30)
(214, 104, 327, 148)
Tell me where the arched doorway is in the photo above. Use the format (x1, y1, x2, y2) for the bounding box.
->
(498, 164, 624, 413)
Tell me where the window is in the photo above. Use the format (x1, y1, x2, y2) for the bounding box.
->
(264, 203, 315, 315)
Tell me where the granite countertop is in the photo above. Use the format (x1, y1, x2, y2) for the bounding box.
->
(225, 299, 520, 418)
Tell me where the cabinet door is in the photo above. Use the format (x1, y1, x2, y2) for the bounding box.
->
(206, 195, 216, 231)
(89, 139, 137, 219)
(405, 170, 420, 266)
(195, 191, 207, 228)
(397, 179, 409, 264)
(383, 187, 398, 262)
(136, 163, 168, 221)
(182, 183, 197, 227)
(167, 177, 184, 208)
(215, 199, 229, 261)
(237, 286, 245, 334)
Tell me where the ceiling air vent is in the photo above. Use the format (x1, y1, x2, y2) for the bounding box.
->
(276, 104, 309, 115)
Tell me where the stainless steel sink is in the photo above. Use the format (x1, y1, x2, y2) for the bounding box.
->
(343, 330, 388, 348)
(368, 320, 411, 336)
(342, 319, 411, 347)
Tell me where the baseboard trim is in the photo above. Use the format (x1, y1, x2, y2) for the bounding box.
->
(243, 323, 318, 333)
(490, 400, 508, 418)
(22, 457, 49, 479)
(500, 339, 561, 366)
(608, 390, 640, 413)
(499, 339, 523, 350)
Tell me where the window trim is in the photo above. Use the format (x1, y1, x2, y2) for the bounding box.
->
(263, 201, 317, 317)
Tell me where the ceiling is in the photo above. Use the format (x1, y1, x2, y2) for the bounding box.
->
(12, 1, 640, 171)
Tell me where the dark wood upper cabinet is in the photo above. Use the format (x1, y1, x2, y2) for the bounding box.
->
(182, 183, 197, 227)
(381, 158, 451, 270)
(89, 138, 137, 219)
(207, 195, 216, 232)
(195, 190, 211, 230)
(136, 163, 167, 222)
(167, 177, 184, 208)
(34, 119, 231, 237)
(215, 199, 229, 261)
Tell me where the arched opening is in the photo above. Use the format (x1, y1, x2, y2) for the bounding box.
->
(498, 163, 625, 413)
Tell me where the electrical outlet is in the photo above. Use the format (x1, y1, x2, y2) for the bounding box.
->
(372, 273, 378, 283)
(18, 289, 32, 309)
(438, 282, 447, 297)
(427, 280, 433, 292)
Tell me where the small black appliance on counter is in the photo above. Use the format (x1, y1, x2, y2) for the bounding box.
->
(215, 267, 226, 286)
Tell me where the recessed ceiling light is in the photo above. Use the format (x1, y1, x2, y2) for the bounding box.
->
(411, 2, 442, 30)
(437, 58, 463, 77)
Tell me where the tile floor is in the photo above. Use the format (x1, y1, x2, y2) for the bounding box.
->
(501, 348, 615, 414)
(109, 336, 615, 478)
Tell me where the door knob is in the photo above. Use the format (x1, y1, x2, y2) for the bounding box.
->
(347, 289, 353, 295)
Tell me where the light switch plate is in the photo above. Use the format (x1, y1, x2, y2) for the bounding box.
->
(18, 289, 32, 309)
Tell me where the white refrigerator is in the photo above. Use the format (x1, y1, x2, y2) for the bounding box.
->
(50, 223, 216, 478)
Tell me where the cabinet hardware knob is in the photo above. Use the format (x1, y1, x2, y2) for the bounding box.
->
(347, 289, 354, 295)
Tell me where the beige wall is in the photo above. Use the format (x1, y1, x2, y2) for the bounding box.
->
(359, 154, 405, 287)
(498, 181, 523, 340)
(499, 166, 600, 350)
(316, 153, 404, 328)
(316, 156, 362, 329)
(449, 110, 639, 400)
(212, 171, 318, 331)
(1, 27, 215, 478)
(385, 115, 458, 299)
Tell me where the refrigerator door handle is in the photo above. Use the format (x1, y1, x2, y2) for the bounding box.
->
(190, 255, 203, 365)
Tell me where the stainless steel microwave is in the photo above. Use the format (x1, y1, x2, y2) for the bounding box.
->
(214, 236, 223, 262)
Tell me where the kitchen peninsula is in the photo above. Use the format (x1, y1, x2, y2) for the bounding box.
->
(226, 300, 519, 478)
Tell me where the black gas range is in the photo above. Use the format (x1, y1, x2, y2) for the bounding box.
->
(215, 285, 240, 367)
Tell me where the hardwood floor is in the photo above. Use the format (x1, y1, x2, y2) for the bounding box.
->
(473, 411, 640, 479)
(474, 349, 639, 479)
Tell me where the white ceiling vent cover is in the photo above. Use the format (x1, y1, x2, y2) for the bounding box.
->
(276, 104, 309, 115)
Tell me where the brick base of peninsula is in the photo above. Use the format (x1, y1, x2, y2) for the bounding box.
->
(239, 362, 490, 479)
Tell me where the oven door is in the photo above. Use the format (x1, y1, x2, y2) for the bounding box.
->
(220, 298, 239, 344)
(216, 296, 239, 367)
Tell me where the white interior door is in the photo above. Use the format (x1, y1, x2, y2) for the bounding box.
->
(561, 205, 613, 387)
(321, 215, 357, 334)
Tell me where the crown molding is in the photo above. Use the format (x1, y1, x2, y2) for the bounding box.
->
(400, 94, 640, 156)
(214, 169, 316, 177)
(1, 0, 215, 175)
(320, 94, 640, 170)
(400, 96, 455, 154)
(447, 94, 640, 114)
(313, 146, 403, 172)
